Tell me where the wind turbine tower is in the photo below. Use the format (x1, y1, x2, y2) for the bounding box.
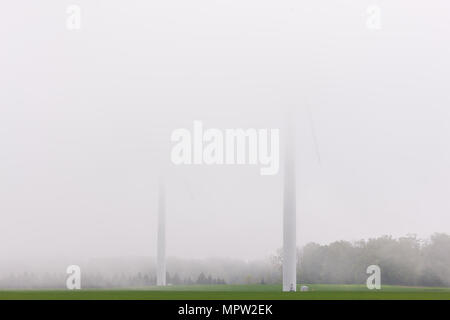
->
(157, 179, 166, 286)
(283, 117, 297, 292)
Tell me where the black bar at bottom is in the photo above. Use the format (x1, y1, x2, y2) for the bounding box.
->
(1, 300, 447, 319)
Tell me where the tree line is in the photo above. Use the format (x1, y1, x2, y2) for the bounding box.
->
(0, 271, 226, 289)
(1, 233, 448, 288)
(296, 233, 450, 287)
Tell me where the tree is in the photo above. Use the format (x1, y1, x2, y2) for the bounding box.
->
(197, 272, 207, 284)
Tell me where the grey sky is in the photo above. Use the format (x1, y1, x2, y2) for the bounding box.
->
(1, 1, 449, 266)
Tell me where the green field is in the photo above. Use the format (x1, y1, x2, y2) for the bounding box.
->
(1, 284, 450, 300)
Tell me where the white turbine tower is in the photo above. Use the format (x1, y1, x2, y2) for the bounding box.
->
(283, 115, 297, 292)
(157, 179, 166, 286)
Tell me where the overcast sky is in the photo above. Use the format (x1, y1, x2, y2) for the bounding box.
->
(1, 1, 450, 267)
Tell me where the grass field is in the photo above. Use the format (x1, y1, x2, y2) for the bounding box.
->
(1, 284, 450, 300)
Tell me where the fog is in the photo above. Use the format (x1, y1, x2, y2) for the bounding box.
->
(1, 1, 450, 276)
(1, 234, 449, 288)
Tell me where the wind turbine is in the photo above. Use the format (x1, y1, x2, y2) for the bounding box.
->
(283, 114, 297, 292)
(156, 178, 166, 286)
(282, 105, 321, 292)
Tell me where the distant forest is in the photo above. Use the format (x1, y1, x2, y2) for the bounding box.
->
(1, 233, 448, 289)
(296, 233, 450, 287)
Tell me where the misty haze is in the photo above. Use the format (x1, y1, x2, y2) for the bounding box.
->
(1, 1, 449, 290)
